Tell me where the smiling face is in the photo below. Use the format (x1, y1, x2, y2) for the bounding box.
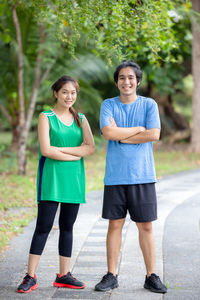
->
(117, 67, 139, 97)
(54, 82, 77, 109)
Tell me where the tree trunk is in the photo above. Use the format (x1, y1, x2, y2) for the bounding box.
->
(191, 0, 200, 152)
(10, 122, 20, 151)
(147, 88, 190, 140)
(17, 24, 46, 174)
(11, 5, 26, 174)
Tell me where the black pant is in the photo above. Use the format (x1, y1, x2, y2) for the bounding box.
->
(30, 201, 80, 257)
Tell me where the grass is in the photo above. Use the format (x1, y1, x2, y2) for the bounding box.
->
(0, 132, 200, 252)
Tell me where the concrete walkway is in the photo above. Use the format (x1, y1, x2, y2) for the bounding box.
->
(0, 169, 200, 300)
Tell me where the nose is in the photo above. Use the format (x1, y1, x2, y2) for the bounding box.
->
(66, 94, 72, 100)
(124, 78, 130, 84)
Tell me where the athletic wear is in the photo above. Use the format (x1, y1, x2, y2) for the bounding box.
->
(30, 201, 79, 257)
(102, 183, 157, 222)
(16, 274, 38, 293)
(37, 110, 85, 204)
(95, 272, 119, 291)
(53, 272, 85, 289)
(100, 96, 160, 185)
(144, 273, 167, 294)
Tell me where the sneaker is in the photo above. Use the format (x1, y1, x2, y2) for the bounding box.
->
(95, 272, 119, 292)
(16, 273, 38, 293)
(144, 273, 167, 294)
(53, 272, 85, 289)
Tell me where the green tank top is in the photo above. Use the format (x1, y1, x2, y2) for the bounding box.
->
(37, 110, 85, 204)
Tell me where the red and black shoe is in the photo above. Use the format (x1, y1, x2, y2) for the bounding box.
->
(16, 273, 38, 293)
(53, 272, 85, 289)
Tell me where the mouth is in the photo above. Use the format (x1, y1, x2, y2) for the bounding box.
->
(122, 85, 132, 90)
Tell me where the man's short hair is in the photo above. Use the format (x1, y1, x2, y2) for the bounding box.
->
(114, 60, 142, 85)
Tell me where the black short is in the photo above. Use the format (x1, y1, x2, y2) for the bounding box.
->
(102, 183, 157, 222)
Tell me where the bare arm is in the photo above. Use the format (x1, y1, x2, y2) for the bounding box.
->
(59, 117, 95, 157)
(102, 118, 145, 141)
(120, 128, 160, 144)
(38, 113, 81, 161)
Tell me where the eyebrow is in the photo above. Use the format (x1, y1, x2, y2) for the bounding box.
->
(62, 88, 76, 92)
(119, 74, 135, 77)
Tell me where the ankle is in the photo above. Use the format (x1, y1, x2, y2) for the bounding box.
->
(108, 271, 116, 277)
(27, 273, 35, 278)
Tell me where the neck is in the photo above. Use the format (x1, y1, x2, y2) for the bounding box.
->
(53, 105, 71, 115)
(119, 93, 137, 104)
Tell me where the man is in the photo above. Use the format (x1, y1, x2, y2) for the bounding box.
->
(95, 60, 167, 294)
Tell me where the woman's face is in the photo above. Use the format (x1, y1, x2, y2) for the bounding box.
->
(54, 82, 77, 109)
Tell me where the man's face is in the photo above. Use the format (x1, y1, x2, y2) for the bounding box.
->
(117, 67, 138, 97)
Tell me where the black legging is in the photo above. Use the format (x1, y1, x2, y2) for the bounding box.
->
(30, 201, 80, 257)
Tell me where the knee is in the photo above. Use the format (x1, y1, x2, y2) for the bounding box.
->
(108, 219, 125, 231)
(59, 221, 73, 232)
(137, 222, 153, 233)
(36, 221, 53, 234)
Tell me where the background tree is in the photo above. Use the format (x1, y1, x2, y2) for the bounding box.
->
(0, 0, 194, 174)
(191, 0, 200, 152)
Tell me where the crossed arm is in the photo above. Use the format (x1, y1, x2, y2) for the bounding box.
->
(38, 113, 95, 161)
(101, 117, 160, 144)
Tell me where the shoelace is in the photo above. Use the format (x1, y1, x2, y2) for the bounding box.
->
(101, 274, 113, 283)
(22, 274, 33, 284)
(68, 272, 77, 281)
(149, 274, 161, 284)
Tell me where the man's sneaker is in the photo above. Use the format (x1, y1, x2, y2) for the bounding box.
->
(16, 273, 38, 293)
(53, 272, 85, 289)
(95, 272, 119, 292)
(144, 273, 167, 294)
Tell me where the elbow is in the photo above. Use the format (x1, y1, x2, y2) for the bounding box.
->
(102, 130, 116, 141)
(153, 133, 160, 141)
(102, 133, 110, 140)
(41, 147, 53, 157)
(41, 149, 49, 157)
(89, 145, 96, 155)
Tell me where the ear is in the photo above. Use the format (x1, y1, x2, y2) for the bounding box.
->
(137, 82, 141, 87)
(54, 90, 57, 98)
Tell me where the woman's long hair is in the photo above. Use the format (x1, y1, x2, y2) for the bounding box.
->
(51, 75, 81, 128)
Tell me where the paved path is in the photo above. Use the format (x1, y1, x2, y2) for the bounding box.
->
(0, 169, 200, 300)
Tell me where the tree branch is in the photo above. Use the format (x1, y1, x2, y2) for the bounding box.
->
(40, 58, 56, 84)
(0, 103, 12, 123)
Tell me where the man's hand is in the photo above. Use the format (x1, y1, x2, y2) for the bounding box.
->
(110, 117, 117, 127)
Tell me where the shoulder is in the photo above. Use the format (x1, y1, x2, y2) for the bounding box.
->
(78, 112, 85, 120)
(39, 110, 55, 120)
(41, 110, 55, 117)
(138, 96, 158, 108)
(101, 97, 118, 108)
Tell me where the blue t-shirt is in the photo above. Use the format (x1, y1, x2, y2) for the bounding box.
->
(100, 96, 161, 185)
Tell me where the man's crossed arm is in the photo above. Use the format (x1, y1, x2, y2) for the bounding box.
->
(101, 117, 160, 144)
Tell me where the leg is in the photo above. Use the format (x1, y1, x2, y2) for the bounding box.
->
(136, 222, 155, 277)
(17, 201, 58, 293)
(58, 203, 80, 276)
(53, 203, 85, 289)
(28, 201, 59, 276)
(107, 218, 126, 276)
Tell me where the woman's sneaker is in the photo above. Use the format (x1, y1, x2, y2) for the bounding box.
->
(53, 272, 85, 289)
(144, 273, 167, 294)
(95, 272, 119, 292)
(16, 273, 38, 293)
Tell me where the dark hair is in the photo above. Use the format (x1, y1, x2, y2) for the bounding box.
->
(51, 75, 81, 128)
(113, 60, 142, 85)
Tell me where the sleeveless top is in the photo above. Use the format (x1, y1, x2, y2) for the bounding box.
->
(37, 110, 85, 204)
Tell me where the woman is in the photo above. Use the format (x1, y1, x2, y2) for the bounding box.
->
(17, 75, 95, 293)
